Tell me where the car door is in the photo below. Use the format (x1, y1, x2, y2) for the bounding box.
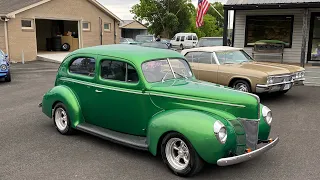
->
(63, 54, 98, 124)
(93, 56, 153, 136)
(184, 52, 201, 78)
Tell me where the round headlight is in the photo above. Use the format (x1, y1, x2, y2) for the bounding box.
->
(213, 121, 227, 144)
(262, 105, 272, 126)
(267, 76, 274, 84)
(0, 64, 7, 71)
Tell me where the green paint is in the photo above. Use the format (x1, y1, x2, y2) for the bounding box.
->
(41, 45, 272, 164)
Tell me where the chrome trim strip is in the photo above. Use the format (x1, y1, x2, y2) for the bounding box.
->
(257, 81, 293, 88)
(217, 137, 279, 166)
(60, 77, 145, 95)
(148, 92, 246, 108)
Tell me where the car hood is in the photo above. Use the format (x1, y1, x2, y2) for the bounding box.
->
(148, 79, 260, 119)
(227, 61, 297, 75)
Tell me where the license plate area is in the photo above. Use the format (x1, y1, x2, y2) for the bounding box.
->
(283, 83, 292, 90)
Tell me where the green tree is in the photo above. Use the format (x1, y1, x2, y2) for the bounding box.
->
(130, 0, 194, 38)
(206, 2, 224, 29)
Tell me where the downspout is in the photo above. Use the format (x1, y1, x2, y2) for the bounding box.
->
(0, 17, 10, 58)
(114, 19, 116, 44)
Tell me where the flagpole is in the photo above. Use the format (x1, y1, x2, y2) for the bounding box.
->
(210, 3, 224, 19)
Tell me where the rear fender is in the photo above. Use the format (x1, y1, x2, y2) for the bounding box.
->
(147, 109, 237, 164)
(41, 85, 84, 128)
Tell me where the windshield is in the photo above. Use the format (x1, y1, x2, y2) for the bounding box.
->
(215, 50, 254, 64)
(136, 36, 153, 42)
(142, 58, 193, 83)
(198, 38, 223, 47)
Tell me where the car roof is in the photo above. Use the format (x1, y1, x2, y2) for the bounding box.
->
(181, 46, 243, 55)
(69, 44, 184, 64)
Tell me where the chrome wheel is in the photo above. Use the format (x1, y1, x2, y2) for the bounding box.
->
(165, 138, 190, 171)
(234, 83, 249, 92)
(54, 108, 68, 131)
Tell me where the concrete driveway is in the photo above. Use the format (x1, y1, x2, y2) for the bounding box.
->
(0, 61, 319, 180)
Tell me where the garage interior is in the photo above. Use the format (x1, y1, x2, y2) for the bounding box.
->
(36, 19, 79, 53)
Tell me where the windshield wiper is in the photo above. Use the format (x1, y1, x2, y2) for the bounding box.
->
(173, 71, 188, 79)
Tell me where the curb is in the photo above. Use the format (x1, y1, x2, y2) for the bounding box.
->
(37, 56, 62, 64)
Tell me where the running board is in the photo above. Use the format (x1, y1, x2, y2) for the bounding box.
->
(76, 123, 148, 151)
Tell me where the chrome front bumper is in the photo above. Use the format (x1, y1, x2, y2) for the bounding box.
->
(256, 78, 305, 93)
(217, 137, 279, 166)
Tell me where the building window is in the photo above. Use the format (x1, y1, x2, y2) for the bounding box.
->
(21, 19, 34, 30)
(82, 22, 91, 31)
(245, 15, 294, 48)
(104, 23, 111, 31)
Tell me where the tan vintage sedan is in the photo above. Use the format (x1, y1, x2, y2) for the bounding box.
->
(181, 46, 305, 94)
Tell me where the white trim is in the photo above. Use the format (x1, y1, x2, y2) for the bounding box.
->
(4, 0, 121, 23)
(78, 21, 83, 48)
(4, 20, 9, 56)
(7, 0, 51, 17)
(82, 21, 91, 31)
(104, 22, 111, 31)
(21, 18, 34, 30)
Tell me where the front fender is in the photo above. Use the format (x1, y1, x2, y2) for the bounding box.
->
(147, 109, 237, 164)
(41, 85, 84, 128)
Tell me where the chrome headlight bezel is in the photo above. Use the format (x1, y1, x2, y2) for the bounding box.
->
(267, 76, 274, 84)
(213, 121, 227, 144)
(262, 105, 272, 126)
(0, 64, 7, 71)
(295, 71, 305, 79)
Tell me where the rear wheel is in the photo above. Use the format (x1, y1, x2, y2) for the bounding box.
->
(180, 44, 184, 50)
(232, 80, 252, 93)
(53, 103, 74, 135)
(161, 132, 204, 177)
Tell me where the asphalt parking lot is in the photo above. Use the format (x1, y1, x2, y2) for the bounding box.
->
(0, 61, 319, 180)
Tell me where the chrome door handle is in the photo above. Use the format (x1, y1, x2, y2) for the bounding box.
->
(95, 90, 102, 93)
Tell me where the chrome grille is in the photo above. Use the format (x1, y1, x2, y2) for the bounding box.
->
(229, 120, 246, 155)
(239, 119, 259, 150)
(229, 119, 260, 155)
(273, 75, 293, 83)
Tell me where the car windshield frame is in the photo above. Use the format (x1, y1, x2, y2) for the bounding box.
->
(141, 58, 193, 83)
(214, 50, 254, 64)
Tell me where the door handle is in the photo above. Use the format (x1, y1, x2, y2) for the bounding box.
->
(95, 90, 103, 93)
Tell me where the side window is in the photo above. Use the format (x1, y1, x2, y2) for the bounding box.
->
(193, 36, 198, 40)
(69, 57, 96, 77)
(181, 36, 185, 42)
(101, 60, 139, 83)
(176, 36, 181, 41)
(184, 52, 199, 63)
(187, 35, 192, 40)
(198, 52, 213, 64)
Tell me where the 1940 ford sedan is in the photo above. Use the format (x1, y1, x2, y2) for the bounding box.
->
(39, 45, 279, 177)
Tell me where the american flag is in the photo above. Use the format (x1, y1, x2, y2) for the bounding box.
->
(196, 0, 210, 28)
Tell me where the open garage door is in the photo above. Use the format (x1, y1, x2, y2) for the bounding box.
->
(36, 19, 80, 53)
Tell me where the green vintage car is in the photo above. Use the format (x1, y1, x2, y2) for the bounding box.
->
(39, 44, 279, 177)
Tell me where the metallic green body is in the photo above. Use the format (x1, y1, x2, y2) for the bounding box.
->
(41, 45, 271, 164)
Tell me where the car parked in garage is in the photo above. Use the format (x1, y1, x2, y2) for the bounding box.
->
(0, 50, 11, 82)
(39, 44, 278, 177)
(181, 46, 305, 94)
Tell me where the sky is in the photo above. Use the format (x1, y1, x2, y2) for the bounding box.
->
(97, 0, 228, 20)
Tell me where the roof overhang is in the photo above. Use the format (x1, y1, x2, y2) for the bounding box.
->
(1, 0, 121, 22)
(120, 20, 147, 29)
(224, 2, 320, 10)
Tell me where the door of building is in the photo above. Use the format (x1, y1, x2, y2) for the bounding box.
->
(308, 13, 320, 62)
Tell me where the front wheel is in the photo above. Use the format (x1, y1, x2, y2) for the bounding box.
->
(161, 132, 204, 177)
(5, 71, 11, 82)
(180, 44, 184, 50)
(232, 80, 252, 93)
